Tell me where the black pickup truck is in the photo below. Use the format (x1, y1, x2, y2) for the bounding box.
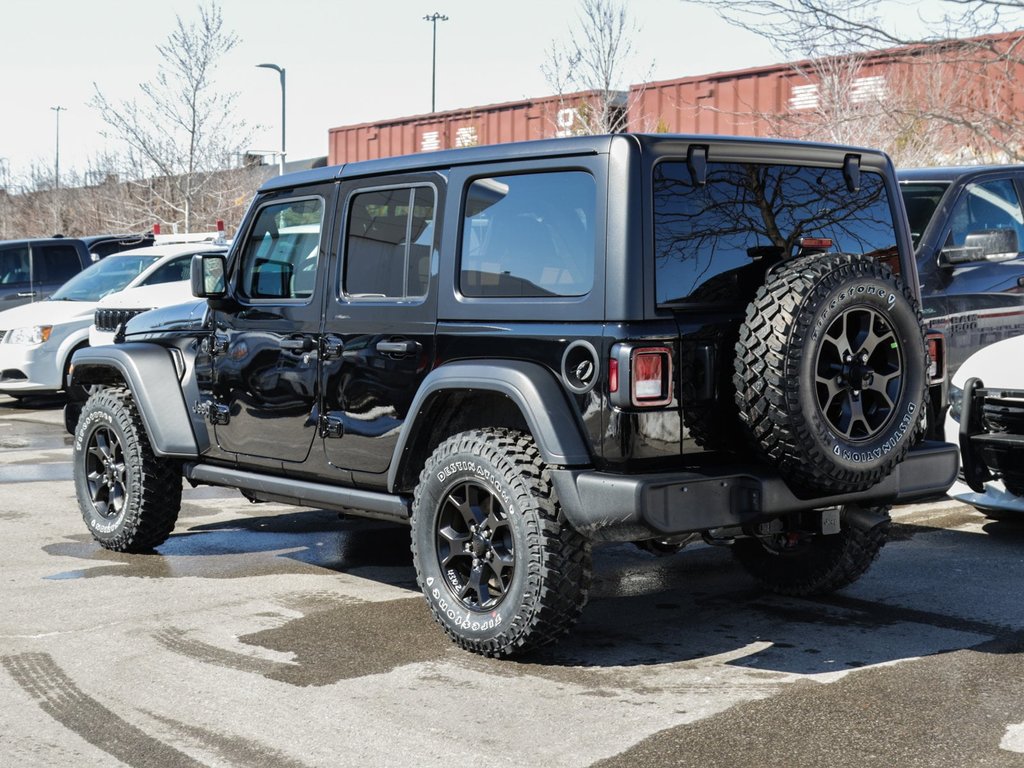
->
(898, 165, 1024, 376)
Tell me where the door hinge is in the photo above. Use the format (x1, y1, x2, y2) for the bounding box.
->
(194, 399, 230, 425)
(321, 334, 344, 361)
(319, 414, 345, 439)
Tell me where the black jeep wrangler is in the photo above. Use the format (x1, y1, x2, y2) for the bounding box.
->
(69, 135, 958, 657)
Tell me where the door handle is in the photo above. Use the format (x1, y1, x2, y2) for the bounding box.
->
(280, 336, 315, 352)
(376, 339, 420, 356)
(16, 292, 37, 298)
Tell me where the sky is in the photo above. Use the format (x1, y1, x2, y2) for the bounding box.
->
(0, 0, 959, 183)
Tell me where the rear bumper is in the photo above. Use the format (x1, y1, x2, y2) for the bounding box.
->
(551, 441, 959, 541)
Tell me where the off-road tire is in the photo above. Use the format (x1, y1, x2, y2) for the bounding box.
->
(735, 252, 927, 493)
(732, 506, 890, 596)
(73, 387, 182, 552)
(411, 428, 592, 657)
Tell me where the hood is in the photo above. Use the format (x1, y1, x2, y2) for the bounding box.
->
(124, 299, 209, 337)
(952, 333, 1024, 388)
(0, 298, 97, 329)
(96, 280, 194, 310)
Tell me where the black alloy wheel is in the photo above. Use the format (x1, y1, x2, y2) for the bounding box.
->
(84, 424, 128, 520)
(435, 480, 516, 611)
(815, 306, 904, 441)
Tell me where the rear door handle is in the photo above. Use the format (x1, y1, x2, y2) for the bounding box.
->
(376, 339, 420, 356)
(280, 336, 315, 352)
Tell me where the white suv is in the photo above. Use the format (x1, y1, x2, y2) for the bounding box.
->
(0, 242, 226, 398)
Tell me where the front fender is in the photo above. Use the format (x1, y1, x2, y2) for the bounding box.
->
(70, 343, 199, 458)
(387, 360, 592, 491)
(56, 327, 91, 386)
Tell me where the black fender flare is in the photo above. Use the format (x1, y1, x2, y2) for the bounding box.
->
(387, 360, 592, 491)
(70, 344, 199, 458)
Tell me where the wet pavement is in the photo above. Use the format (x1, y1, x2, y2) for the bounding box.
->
(2, 394, 1024, 766)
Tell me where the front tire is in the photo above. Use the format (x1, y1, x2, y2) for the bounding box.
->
(731, 505, 890, 596)
(73, 387, 182, 552)
(411, 429, 591, 657)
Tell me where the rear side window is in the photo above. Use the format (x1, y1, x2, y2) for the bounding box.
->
(343, 185, 435, 300)
(35, 245, 82, 283)
(654, 161, 898, 305)
(900, 182, 949, 248)
(0, 246, 30, 284)
(238, 197, 323, 301)
(460, 171, 595, 298)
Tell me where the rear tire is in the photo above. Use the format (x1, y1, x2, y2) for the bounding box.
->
(411, 428, 591, 657)
(732, 506, 890, 596)
(73, 387, 181, 552)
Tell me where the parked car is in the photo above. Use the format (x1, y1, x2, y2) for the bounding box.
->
(69, 134, 957, 657)
(90, 231, 232, 347)
(944, 332, 1024, 516)
(0, 234, 153, 312)
(0, 242, 226, 401)
(898, 165, 1024, 376)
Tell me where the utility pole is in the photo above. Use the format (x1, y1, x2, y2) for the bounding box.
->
(51, 105, 66, 234)
(423, 12, 449, 113)
(256, 64, 286, 175)
(51, 106, 66, 190)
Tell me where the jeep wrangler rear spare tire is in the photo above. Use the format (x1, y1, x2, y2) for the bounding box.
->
(735, 253, 926, 493)
(74, 387, 182, 552)
(411, 428, 592, 657)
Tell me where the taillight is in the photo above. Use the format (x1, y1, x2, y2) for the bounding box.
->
(925, 329, 945, 384)
(609, 344, 673, 408)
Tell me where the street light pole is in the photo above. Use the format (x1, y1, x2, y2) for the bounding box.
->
(256, 63, 286, 175)
(51, 106, 66, 190)
(423, 12, 448, 113)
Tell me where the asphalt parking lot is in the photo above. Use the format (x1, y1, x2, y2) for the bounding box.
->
(2, 394, 1024, 767)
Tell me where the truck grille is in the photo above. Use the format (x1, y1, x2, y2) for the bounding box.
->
(983, 391, 1024, 435)
(94, 308, 146, 333)
(0, 330, 6, 342)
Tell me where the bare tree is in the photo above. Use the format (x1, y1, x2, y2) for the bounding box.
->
(691, 0, 1024, 58)
(691, 0, 1024, 163)
(542, 0, 650, 135)
(91, 1, 249, 232)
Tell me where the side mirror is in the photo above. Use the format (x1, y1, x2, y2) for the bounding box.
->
(191, 253, 226, 298)
(938, 228, 1020, 267)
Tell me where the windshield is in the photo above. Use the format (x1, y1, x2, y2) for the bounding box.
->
(900, 182, 950, 249)
(50, 254, 160, 301)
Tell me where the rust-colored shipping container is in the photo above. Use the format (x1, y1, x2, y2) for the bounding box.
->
(328, 91, 611, 165)
(628, 31, 1024, 145)
(629, 63, 793, 137)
